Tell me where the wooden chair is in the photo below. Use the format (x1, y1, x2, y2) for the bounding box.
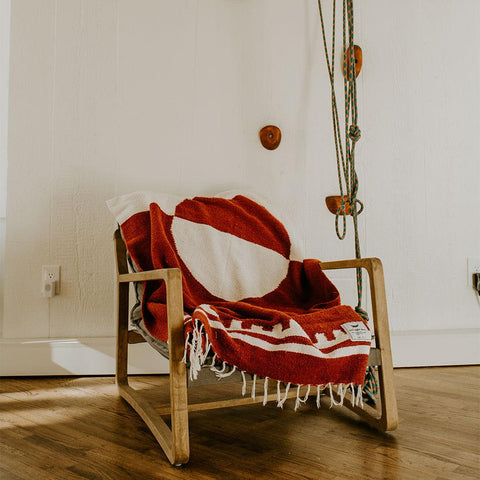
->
(114, 229, 398, 466)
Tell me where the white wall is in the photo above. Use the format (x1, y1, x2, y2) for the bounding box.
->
(2, 0, 479, 375)
(0, 0, 10, 339)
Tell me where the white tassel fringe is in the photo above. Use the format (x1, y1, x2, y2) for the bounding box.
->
(184, 319, 366, 410)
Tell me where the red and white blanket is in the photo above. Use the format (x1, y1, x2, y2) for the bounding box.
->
(107, 191, 371, 408)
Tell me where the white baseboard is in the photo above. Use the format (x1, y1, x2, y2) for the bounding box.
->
(0, 329, 478, 376)
(0, 337, 168, 376)
(390, 328, 480, 367)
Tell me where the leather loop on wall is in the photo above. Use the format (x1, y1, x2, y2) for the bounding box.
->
(259, 125, 282, 150)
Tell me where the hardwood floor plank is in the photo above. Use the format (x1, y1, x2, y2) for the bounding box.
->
(0, 366, 479, 480)
(0, 465, 23, 480)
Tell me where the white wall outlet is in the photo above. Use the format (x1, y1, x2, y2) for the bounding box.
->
(467, 257, 480, 287)
(42, 265, 61, 297)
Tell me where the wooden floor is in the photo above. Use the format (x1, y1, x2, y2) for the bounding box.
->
(0, 366, 478, 480)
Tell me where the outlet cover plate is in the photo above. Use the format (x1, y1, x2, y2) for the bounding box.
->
(42, 265, 61, 294)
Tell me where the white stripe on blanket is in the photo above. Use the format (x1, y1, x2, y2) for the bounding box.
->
(204, 319, 370, 359)
(199, 305, 361, 350)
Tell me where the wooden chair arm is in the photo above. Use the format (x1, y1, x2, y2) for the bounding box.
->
(116, 267, 185, 362)
(319, 257, 387, 340)
(319, 257, 382, 272)
(118, 268, 181, 283)
(319, 257, 387, 335)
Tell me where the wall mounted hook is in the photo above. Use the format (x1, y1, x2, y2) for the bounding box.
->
(259, 125, 282, 150)
(343, 45, 362, 79)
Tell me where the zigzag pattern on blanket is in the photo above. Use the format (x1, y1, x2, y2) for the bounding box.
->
(107, 191, 372, 409)
(185, 317, 366, 410)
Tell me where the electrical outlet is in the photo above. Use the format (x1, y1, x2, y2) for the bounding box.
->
(467, 257, 480, 287)
(42, 265, 61, 296)
(473, 273, 480, 295)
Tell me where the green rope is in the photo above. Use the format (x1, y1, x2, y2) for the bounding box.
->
(317, 0, 363, 309)
(318, 0, 377, 402)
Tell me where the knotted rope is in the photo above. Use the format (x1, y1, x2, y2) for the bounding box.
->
(317, 0, 363, 310)
(317, 0, 377, 401)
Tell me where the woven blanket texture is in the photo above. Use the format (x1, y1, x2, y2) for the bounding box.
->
(107, 191, 371, 407)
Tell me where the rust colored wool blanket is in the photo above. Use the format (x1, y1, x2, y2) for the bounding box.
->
(108, 192, 371, 407)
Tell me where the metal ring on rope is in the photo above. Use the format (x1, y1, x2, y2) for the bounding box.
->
(355, 198, 363, 215)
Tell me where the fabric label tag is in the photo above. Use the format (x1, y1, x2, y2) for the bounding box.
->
(341, 322, 371, 342)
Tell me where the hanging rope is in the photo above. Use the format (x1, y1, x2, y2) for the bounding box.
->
(317, 0, 364, 312)
(317, 0, 378, 402)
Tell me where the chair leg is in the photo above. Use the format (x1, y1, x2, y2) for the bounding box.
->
(368, 258, 398, 431)
(168, 360, 189, 465)
(115, 271, 190, 465)
(116, 283, 129, 386)
(166, 269, 190, 464)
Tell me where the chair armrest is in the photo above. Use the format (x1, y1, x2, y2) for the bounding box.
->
(319, 257, 387, 335)
(319, 257, 382, 272)
(319, 258, 385, 310)
(118, 268, 181, 283)
(116, 267, 185, 363)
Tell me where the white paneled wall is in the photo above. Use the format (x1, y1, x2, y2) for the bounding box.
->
(0, 0, 10, 339)
(2, 0, 479, 374)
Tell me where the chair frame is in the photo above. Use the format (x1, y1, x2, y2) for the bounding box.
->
(114, 229, 398, 466)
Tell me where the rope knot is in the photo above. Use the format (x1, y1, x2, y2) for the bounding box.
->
(354, 306, 369, 321)
(348, 124, 361, 142)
